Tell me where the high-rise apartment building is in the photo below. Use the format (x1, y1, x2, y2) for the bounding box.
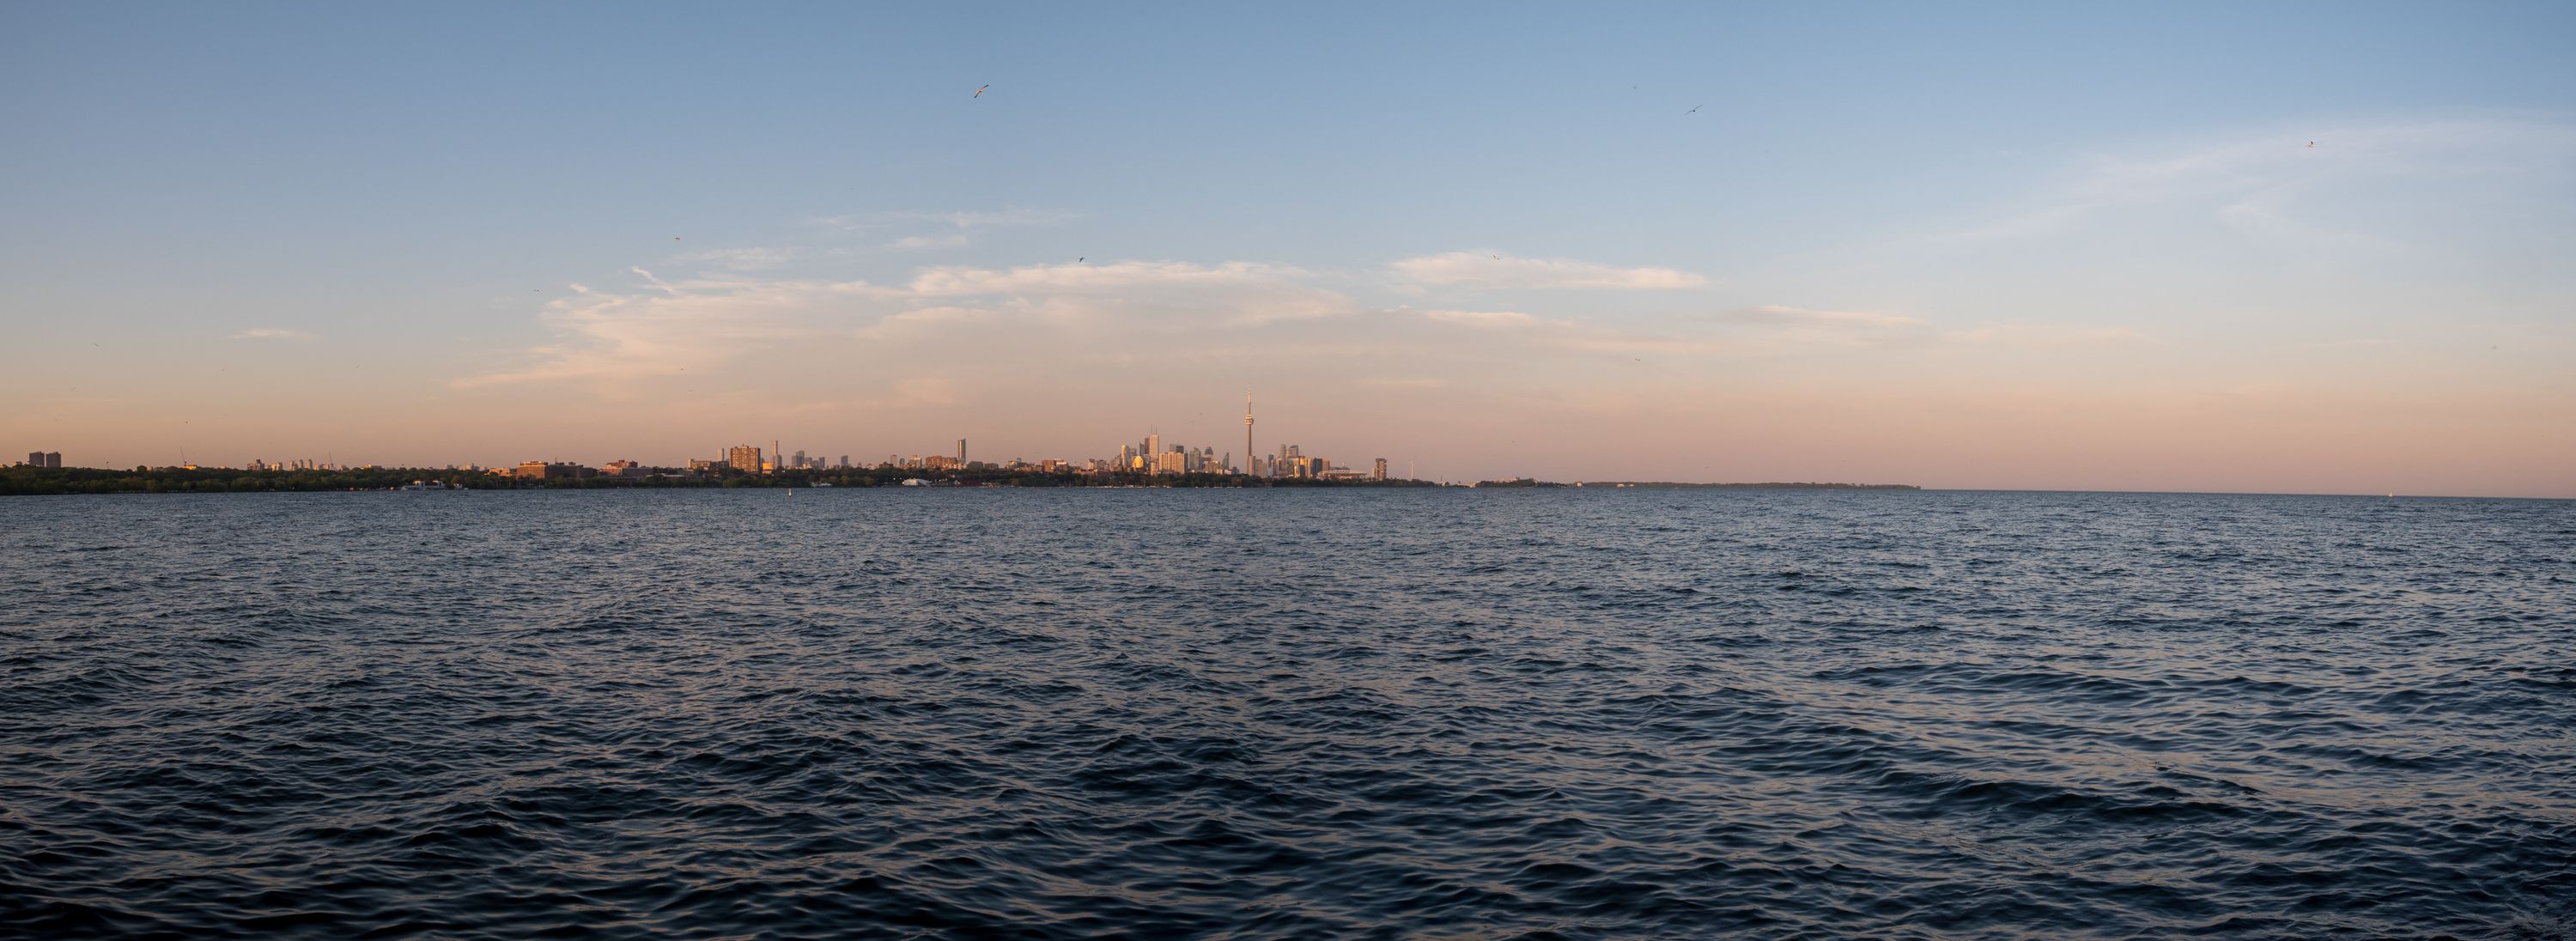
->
(1374, 458, 1388, 481)
(727, 445, 762, 473)
(42, 452, 60, 469)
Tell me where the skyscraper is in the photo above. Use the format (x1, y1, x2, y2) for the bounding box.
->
(1243, 392, 1255, 474)
(1374, 458, 1388, 481)
(957, 439, 967, 464)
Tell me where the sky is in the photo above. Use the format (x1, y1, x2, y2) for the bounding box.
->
(3, 3, 2571, 495)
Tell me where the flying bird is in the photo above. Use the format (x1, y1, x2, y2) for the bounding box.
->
(1687, 104, 1703, 114)
(973, 84, 988, 98)
(2307, 141, 2315, 148)
(1077, 257, 1084, 263)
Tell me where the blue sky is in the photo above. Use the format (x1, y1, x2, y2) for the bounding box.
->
(4, 3, 2572, 494)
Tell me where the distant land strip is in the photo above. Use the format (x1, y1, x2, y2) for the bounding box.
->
(0, 466, 1920, 496)
(1570, 481, 1920, 490)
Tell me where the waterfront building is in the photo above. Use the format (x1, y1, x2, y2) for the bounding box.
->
(1374, 458, 1388, 481)
(727, 445, 762, 473)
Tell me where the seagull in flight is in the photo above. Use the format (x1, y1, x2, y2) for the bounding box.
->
(2306, 141, 2316, 148)
(1687, 104, 1703, 114)
(973, 84, 989, 98)
(1077, 257, 1084, 263)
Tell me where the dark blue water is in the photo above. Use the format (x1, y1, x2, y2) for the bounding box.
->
(2, 489, 2571, 938)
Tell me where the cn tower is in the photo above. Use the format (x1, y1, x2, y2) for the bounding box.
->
(1243, 392, 1255, 474)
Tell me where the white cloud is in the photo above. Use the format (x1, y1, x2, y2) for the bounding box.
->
(231, 328, 314, 340)
(457, 259, 1361, 391)
(629, 267, 680, 296)
(1391, 252, 1710, 289)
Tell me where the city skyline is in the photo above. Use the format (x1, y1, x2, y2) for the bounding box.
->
(9, 392, 1404, 483)
(4, 6, 2573, 497)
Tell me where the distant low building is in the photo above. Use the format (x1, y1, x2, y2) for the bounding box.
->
(514, 461, 594, 480)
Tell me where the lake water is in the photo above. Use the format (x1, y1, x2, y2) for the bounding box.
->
(2, 489, 2570, 938)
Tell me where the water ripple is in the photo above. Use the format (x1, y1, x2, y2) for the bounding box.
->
(0, 489, 2570, 938)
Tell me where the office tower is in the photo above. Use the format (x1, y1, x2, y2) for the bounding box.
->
(1374, 458, 1388, 481)
(772, 440, 781, 474)
(792, 450, 806, 470)
(1243, 392, 1254, 474)
(957, 439, 967, 464)
(1145, 432, 1159, 461)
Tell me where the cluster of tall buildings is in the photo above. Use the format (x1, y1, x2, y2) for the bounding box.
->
(1096, 395, 1386, 479)
(690, 440, 860, 475)
(21, 452, 63, 468)
(245, 458, 343, 471)
(662, 397, 1393, 481)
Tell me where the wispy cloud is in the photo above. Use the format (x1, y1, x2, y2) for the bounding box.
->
(1947, 118, 2576, 243)
(814, 209, 1077, 232)
(629, 266, 681, 296)
(1717, 305, 1924, 330)
(1391, 252, 1710, 289)
(889, 234, 971, 251)
(811, 208, 1076, 252)
(1942, 324, 2155, 349)
(676, 246, 799, 270)
(1419, 309, 1552, 328)
(231, 328, 314, 340)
